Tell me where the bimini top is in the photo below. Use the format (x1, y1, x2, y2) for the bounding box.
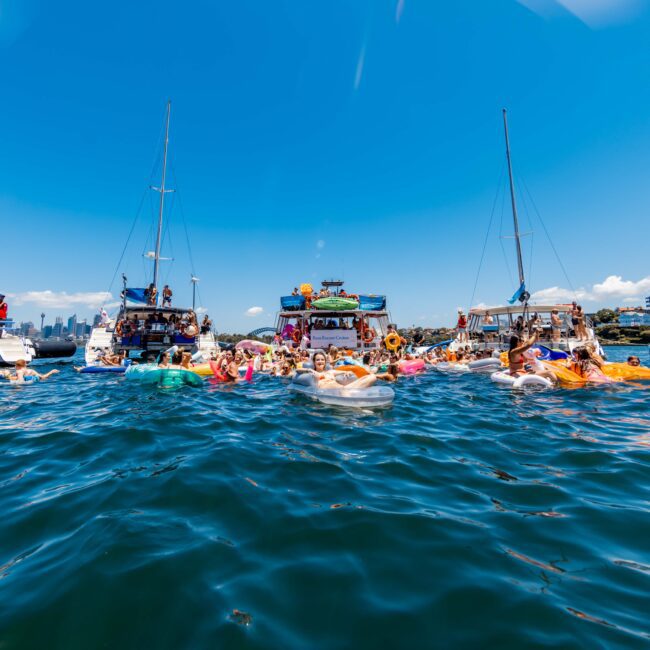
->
(122, 306, 194, 315)
(469, 304, 575, 317)
(280, 295, 386, 311)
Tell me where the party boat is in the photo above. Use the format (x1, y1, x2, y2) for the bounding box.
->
(458, 110, 605, 356)
(275, 280, 391, 351)
(84, 102, 218, 365)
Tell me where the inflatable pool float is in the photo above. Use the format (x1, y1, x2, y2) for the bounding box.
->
(208, 361, 254, 383)
(334, 364, 370, 378)
(539, 361, 585, 386)
(491, 370, 553, 389)
(398, 359, 425, 375)
(235, 340, 270, 355)
(311, 297, 359, 311)
(289, 373, 394, 407)
(80, 365, 127, 374)
(3, 375, 40, 386)
(468, 358, 502, 373)
(435, 362, 470, 373)
(187, 363, 215, 377)
(125, 364, 204, 388)
(601, 362, 650, 381)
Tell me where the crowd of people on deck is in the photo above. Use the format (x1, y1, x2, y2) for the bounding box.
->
(462, 301, 593, 345)
(112, 310, 212, 341)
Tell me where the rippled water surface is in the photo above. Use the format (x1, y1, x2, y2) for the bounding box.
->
(1, 346, 649, 648)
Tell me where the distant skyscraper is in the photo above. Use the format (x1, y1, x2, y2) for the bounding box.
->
(40, 312, 45, 332)
(67, 314, 77, 335)
(52, 317, 63, 338)
(93, 314, 102, 327)
(20, 321, 34, 336)
(43, 325, 53, 339)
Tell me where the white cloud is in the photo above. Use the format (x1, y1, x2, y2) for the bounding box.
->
(517, 0, 642, 28)
(591, 275, 650, 300)
(530, 275, 650, 305)
(195, 306, 208, 314)
(529, 286, 588, 303)
(6, 290, 113, 309)
(245, 306, 264, 317)
(316, 240, 325, 250)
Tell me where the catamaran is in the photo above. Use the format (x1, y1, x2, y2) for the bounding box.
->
(84, 102, 218, 365)
(456, 110, 605, 356)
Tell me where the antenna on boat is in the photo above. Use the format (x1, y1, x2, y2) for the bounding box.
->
(502, 109, 528, 304)
(191, 275, 200, 311)
(151, 100, 174, 295)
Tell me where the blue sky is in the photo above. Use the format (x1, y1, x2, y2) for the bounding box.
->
(2, 0, 650, 331)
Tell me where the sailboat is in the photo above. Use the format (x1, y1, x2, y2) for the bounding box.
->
(84, 102, 218, 366)
(458, 109, 604, 356)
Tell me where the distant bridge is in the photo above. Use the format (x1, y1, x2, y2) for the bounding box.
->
(247, 327, 276, 338)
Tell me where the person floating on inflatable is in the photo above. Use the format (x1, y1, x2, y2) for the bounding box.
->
(508, 331, 557, 384)
(296, 351, 377, 391)
(1, 359, 59, 383)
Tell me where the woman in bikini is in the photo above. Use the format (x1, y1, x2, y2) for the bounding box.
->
(298, 351, 377, 390)
(508, 331, 557, 383)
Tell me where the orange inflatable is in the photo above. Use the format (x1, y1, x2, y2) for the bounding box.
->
(601, 362, 650, 381)
(540, 360, 585, 386)
(335, 365, 369, 378)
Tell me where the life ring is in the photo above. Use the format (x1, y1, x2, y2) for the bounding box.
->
(363, 328, 376, 344)
(385, 333, 401, 351)
(292, 328, 302, 344)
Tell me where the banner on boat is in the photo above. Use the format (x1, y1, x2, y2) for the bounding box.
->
(123, 288, 148, 304)
(311, 330, 358, 349)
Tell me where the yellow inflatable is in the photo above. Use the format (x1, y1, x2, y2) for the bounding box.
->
(300, 283, 313, 296)
(188, 363, 214, 377)
(540, 360, 585, 386)
(601, 362, 650, 381)
(385, 333, 401, 351)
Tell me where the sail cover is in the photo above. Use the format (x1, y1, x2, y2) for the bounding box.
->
(508, 282, 526, 305)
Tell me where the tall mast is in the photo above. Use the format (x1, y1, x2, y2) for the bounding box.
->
(502, 108, 525, 288)
(153, 100, 171, 292)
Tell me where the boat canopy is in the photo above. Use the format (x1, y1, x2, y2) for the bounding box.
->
(121, 306, 193, 316)
(469, 304, 575, 317)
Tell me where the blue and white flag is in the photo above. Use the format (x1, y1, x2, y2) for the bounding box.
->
(508, 282, 526, 305)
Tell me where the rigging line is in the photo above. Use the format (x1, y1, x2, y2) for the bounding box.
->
(498, 170, 515, 289)
(143, 190, 156, 257)
(170, 163, 198, 276)
(469, 160, 506, 309)
(513, 174, 535, 289)
(106, 186, 149, 295)
(520, 176, 577, 296)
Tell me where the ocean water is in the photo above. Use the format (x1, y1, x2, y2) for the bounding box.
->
(1, 346, 649, 649)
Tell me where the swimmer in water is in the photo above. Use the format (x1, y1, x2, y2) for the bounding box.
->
(2, 359, 59, 383)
